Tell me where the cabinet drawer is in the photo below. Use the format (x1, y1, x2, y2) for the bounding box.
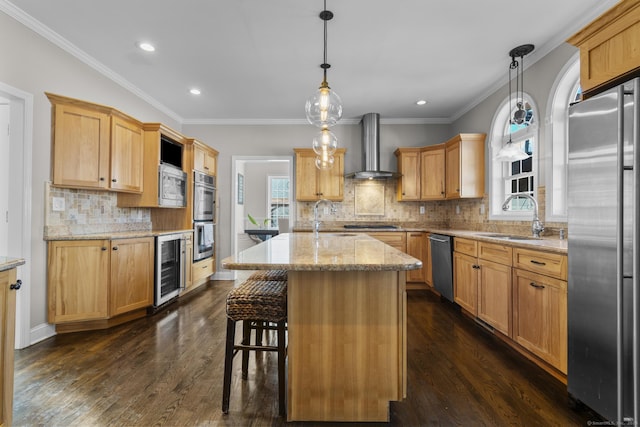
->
(453, 238, 477, 257)
(193, 258, 214, 281)
(478, 242, 512, 266)
(368, 232, 407, 252)
(513, 248, 567, 280)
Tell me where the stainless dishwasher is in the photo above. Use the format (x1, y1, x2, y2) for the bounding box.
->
(429, 234, 454, 302)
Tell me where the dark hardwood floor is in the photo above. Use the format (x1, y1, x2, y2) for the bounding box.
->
(13, 280, 598, 426)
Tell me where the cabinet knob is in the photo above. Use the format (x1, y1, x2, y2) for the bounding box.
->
(101, 247, 107, 251)
(10, 279, 22, 290)
(99, 177, 105, 181)
(112, 179, 117, 183)
(204, 166, 209, 170)
(529, 282, 545, 289)
(472, 265, 480, 269)
(112, 246, 119, 251)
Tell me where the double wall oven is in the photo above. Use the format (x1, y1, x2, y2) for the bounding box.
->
(193, 171, 216, 261)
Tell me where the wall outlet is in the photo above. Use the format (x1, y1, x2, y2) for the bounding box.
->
(479, 204, 485, 215)
(419, 205, 425, 215)
(323, 207, 329, 214)
(52, 197, 65, 212)
(455, 204, 460, 215)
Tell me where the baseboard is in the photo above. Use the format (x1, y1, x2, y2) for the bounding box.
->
(29, 322, 56, 346)
(212, 271, 236, 281)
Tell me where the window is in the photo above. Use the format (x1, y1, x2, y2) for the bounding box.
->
(545, 54, 579, 222)
(489, 94, 539, 220)
(268, 176, 289, 227)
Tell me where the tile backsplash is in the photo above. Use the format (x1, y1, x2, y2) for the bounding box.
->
(296, 179, 566, 237)
(44, 182, 151, 238)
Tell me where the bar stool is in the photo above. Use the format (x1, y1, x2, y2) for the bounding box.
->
(222, 279, 287, 417)
(245, 269, 288, 282)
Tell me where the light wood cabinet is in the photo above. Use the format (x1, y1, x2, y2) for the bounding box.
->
(406, 232, 426, 283)
(420, 146, 445, 200)
(47, 93, 144, 193)
(48, 237, 154, 331)
(394, 148, 421, 201)
(454, 239, 512, 336)
(109, 237, 154, 317)
(445, 134, 485, 199)
(118, 123, 186, 208)
(192, 257, 215, 285)
(48, 240, 110, 323)
(0, 267, 18, 427)
(294, 148, 346, 201)
(185, 233, 193, 290)
(568, 0, 640, 98)
(193, 141, 218, 175)
(368, 232, 406, 252)
(395, 133, 485, 201)
(425, 233, 433, 287)
(512, 267, 568, 373)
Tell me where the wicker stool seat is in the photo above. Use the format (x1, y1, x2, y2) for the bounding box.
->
(246, 269, 288, 282)
(222, 279, 288, 417)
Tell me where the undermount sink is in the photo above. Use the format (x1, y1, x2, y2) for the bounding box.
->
(482, 234, 540, 241)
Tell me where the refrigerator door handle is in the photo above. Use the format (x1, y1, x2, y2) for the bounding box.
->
(617, 84, 627, 424)
(632, 77, 639, 426)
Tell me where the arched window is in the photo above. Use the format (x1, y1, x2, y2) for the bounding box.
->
(545, 54, 580, 222)
(488, 93, 539, 220)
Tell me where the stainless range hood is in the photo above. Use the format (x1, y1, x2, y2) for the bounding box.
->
(345, 113, 401, 179)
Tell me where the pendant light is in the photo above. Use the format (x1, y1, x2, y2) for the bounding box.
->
(495, 44, 534, 162)
(305, 0, 343, 169)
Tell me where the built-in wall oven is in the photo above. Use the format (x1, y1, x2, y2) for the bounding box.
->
(193, 170, 215, 262)
(193, 171, 216, 221)
(155, 232, 187, 306)
(194, 221, 214, 262)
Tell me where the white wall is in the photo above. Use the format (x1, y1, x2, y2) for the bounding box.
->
(0, 11, 182, 338)
(0, 101, 8, 255)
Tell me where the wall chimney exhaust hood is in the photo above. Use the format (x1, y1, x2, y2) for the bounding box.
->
(345, 113, 400, 179)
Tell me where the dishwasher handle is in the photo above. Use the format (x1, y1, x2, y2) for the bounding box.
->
(429, 236, 450, 244)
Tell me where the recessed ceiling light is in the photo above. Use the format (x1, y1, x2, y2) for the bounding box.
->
(137, 42, 155, 52)
(190, 88, 201, 95)
(416, 99, 427, 106)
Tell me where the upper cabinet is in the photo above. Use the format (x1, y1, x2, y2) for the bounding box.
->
(568, 0, 640, 98)
(445, 133, 485, 199)
(118, 123, 187, 208)
(394, 148, 421, 201)
(47, 93, 143, 193)
(395, 133, 485, 201)
(294, 148, 346, 201)
(192, 139, 218, 175)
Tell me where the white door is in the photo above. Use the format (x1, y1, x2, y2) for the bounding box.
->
(0, 100, 9, 256)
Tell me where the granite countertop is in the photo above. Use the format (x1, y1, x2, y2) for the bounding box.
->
(44, 229, 193, 241)
(222, 232, 422, 272)
(0, 257, 26, 272)
(293, 224, 567, 254)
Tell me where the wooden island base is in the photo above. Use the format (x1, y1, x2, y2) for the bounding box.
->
(287, 270, 407, 422)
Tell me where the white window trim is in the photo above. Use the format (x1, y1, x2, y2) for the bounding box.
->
(488, 91, 539, 221)
(543, 52, 579, 223)
(266, 175, 290, 225)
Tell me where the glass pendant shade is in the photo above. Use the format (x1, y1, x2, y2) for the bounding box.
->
(495, 139, 528, 162)
(312, 128, 338, 156)
(315, 148, 335, 169)
(513, 102, 526, 125)
(305, 81, 343, 128)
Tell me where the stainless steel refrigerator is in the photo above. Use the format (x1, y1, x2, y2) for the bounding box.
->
(567, 77, 639, 424)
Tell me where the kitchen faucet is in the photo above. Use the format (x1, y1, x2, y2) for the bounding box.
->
(314, 199, 337, 238)
(502, 194, 545, 238)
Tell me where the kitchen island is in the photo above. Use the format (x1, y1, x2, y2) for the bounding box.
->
(222, 232, 421, 422)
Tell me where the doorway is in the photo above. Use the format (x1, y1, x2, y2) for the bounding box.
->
(0, 82, 33, 349)
(231, 156, 293, 275)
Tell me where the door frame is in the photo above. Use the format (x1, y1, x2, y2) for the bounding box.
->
(0, 81, 33, 349)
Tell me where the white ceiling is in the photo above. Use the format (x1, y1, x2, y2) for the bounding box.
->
(3, 0, 618, 124)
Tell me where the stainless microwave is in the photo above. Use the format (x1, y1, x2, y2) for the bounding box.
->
(158, 163, 187, 207)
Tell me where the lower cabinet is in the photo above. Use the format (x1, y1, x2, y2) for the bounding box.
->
(453, 237, 567, 376)
(48, 237, 154, 331)
(0, 268, 18, 426)
(406, 232, 426, 283)
(191, 257, 215, 288)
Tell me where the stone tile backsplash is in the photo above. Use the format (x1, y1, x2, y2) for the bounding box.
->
(296, 180, 567, 237)
(44, 182, 151, 238)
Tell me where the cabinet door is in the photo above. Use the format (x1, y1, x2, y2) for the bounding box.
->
(318, 151, 344, 201)
(445, 141, 461, 199)
(110, 237, 154, 316)
(420, 148, 445, 200)
(425, 233, 433, 287)
(453, 251, 478, 315)
(194, 144, 216, 175)
(110, 115, 144, 193)
(48, 240, 109, 323)
(396, 151, 420, 201)
(52, 103, 110, 189)
(478, 259, 512, 336)
(368, 232, 407, 252)
(512, 268, 568, 373)
(0, 269, 17, 427)
(295, 150, 321, 201)
(406, 232, 425, 283)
